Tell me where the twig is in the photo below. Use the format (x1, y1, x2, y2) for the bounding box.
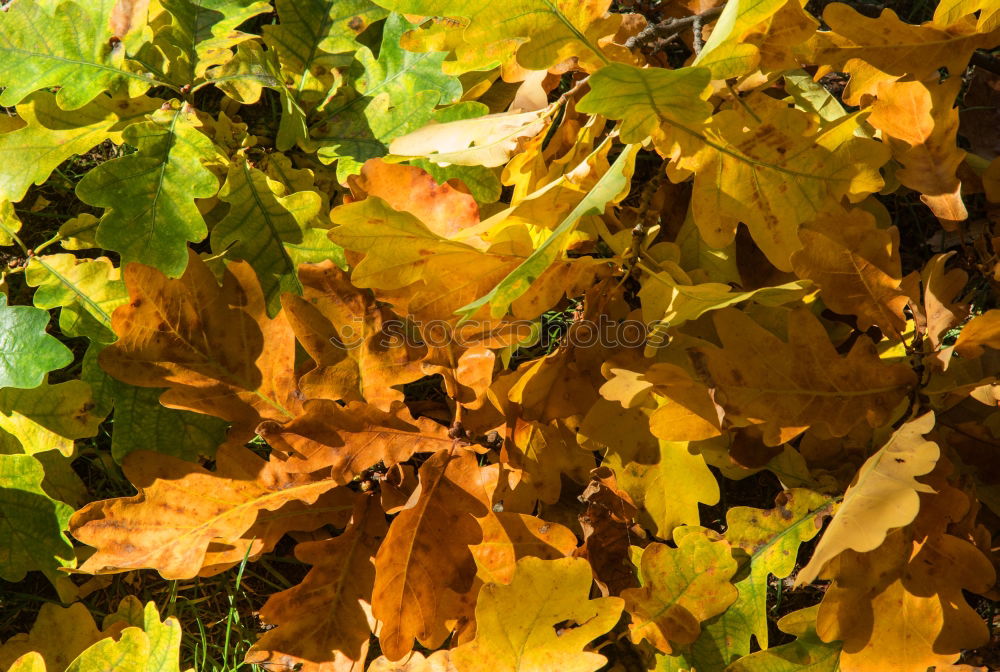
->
(625, 5, 725, 51)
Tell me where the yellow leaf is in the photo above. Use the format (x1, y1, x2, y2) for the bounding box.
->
(807, 4, 999, 105)
(791, 206, 908, 336)
(449, 556, 623, 672)
(796, 412, 939, 585)
(692, 0, 788, 79)
(622, 528, 738, 653)
(694, 307, 916, 445)
(377, 0, 616, 72)
(868, 78, 968, 225)
(388, 110, 548, 168)
(603, 439, 719, 539)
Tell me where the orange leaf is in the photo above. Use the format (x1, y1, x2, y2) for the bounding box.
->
(246, 496, 385, 671)
(372, 447, 490, 661)
(70, 445, 346, 579)
(98, 250, 298, 440)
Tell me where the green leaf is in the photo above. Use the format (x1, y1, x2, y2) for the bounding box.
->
(210, 158, 323, 314)
(0, 295, 73, 390)
(76, 104, 222, 277)
(456, 142, 638, 320)
(284, 228, 348, 270)
(576, 63, 714, 146)
(64, 601, 187, 672)
(371, 0, 613, 72)
(723, 606, 841, 672)
(263, 0, 387, 103)
(724, 490, 833, 649)
(313, 13, 463, 181)
(0, 381, 105, 457)
(0, 93, 158, 204)
(0, 453, 76, 582)
(159, 0, 273, 80)
(691, 0, 787, 80)
(0, 0, 161, 110)
(25, 255, 128, 344)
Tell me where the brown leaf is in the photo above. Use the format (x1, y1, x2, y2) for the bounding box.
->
(257, 400, 453, 484)
(372, 448, 490, 661)
(920, 252, 969, 349)
(98, 250, 298, 440)
(246, 496, 386, 671)
(575, 468, 642, 596)
(960, 67, 1000, 160)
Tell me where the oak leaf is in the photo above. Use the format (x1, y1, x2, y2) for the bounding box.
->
(622, 528, 739, 653)
(0, 381, 103, 457)
(0, 295, 72, 390)
(0, 603, 105, 671)
(918, 252, 969, 350)
(246, 496, 385, 671)
(791, 207, 908, 336)
(76, 104, 222, 277)
(262, 0, 387, 106)
(724, 605, 841, 672)
(867, 78, 968, 224)
(953, 309, 1000, 358)
(690, 0, 788, 79)
(724, 489, 832, 649)
(796, 412, 939, 585)
(680, 97, 890, 270)
(603, 439, 719, 540)
(470, 511, 578, 585)
(97, 250, 299, 440)
(448, 556, 624, 672)
(25, 255, 128, 344)
(0, 92, 157, 204)
(0, 453, 76, 581)
(816, 526, 994, 672)
(691, 308, 916, 445)
(257, 400, 453, 483)
(374, 0, 617, 73)
(211, 156, 323, 314)
(503, 419, 595, 505)
(282, 261, 427, 408)
(312, 13, 463, 181)
(388, 110, 549, 168)
(69, 444, 345, 579)
(0, 0, 157, 109)
(372, 447, 490, 661)
(807, 4, 1000, 105)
